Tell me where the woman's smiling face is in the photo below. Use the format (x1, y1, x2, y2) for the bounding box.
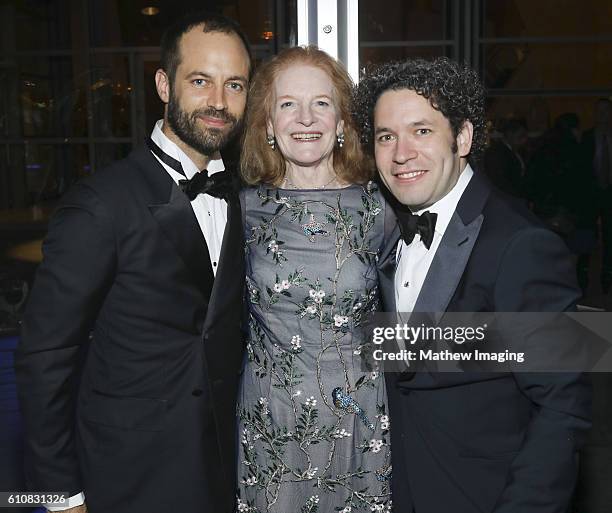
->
(267, 63, 344, 174)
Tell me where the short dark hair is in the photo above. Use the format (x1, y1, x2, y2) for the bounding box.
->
(160, 11, 252, 85)
(353, 57, 487, 162)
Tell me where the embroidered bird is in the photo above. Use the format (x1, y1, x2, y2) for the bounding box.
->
(331, 387, 375, 431)
(301, 214, 328, 243)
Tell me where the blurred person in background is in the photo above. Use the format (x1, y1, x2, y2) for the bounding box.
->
(582, 98, 612, 293)
(527, 113, 598, 294)
(483, 118, 528, 200)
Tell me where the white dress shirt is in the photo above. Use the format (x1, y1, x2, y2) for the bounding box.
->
(395, 165, 474, 313)
(150, 119, 227, 274)
(49, 122, 228, 511)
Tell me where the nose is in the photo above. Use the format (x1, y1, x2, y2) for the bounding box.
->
(297, 104, 314, 126)
(207, 85, 227, 111)
(393, 136, 418, 164)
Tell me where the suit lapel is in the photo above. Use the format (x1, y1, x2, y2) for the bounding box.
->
(413, 212, 482, 313)
(148, 186, 215, 296)
(130, 147, 215, 297)
(203, 185, 244, 331)
(413, 171, 490, 313)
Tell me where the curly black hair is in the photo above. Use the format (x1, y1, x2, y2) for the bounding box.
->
(353, 57, 487, 162)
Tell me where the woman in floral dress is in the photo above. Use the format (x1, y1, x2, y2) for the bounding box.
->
(237, 46, 391, 513)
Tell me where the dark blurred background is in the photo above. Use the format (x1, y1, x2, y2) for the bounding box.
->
(0, 1, 611, 512)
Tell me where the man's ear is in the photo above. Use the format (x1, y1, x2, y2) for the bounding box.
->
(155, 69, 170, 104)
(457, 120, 474, 158)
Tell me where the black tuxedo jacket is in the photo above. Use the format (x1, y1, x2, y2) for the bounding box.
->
(15, 146, 245, 513)
(378, 171, 591, 513)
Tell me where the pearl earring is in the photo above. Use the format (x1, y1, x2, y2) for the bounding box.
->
(337, 133, 345, 148)
(267, 135, 276, 151)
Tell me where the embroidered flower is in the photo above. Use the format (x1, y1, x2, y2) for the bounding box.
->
(268, 240, 279, 253)
(310, 289, 326, 304)
(306, 305, 317, 314)
(305, 396, 317, 407)
(281, 279, 290, 290)
(369, 439, 384, 453)
(379, 414, 390, 430)
(306, 495, 320, 505)
(334, 314, 349, 327)
(291, 335, 302, 351)
(332, 428, 352, 439)
(244, 476, 258, 486)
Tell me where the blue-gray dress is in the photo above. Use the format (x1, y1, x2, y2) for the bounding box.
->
(237, 182, 392, 513)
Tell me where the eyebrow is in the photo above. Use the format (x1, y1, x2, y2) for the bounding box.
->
(276, 94, 333, 101)
(374, 119, 431, 134)
(185, 71, 248, 83)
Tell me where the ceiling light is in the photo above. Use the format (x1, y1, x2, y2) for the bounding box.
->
(141, 6, 159, 15)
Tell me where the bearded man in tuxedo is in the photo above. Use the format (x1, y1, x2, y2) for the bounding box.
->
(15, 11, 250, 513)
(354, 57, 592, 513)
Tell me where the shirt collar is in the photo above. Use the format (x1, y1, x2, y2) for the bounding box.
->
(151, 119, 224, 179)
(414, 164, 474, 237)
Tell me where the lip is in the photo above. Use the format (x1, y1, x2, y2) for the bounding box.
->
(198, 116, 227, 128)
(291, 131, 323, 142)
(392, 170, 428, 182)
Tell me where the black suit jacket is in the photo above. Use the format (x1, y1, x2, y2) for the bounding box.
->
(15, 146, 245, 513)
(378, 171, 591, 513)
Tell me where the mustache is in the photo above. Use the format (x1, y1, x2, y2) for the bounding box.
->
(192, 107, 238, 125)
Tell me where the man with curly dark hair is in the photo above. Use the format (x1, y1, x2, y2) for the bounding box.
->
(355, 58, 591, 513)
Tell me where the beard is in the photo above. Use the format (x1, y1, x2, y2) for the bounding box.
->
(167, 90, 243, 157)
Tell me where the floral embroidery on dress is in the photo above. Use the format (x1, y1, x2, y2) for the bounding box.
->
(238, 182, 392, 513)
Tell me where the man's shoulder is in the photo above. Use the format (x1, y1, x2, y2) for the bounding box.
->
(474, 185, 565, 256)
(67, 146, 154, 197)
(482, 184, 541, 231)
(57, 146, 161, 218)
(86, 146, 150, 188)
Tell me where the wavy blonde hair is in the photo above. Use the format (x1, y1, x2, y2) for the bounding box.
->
(241, 46, 372, 186)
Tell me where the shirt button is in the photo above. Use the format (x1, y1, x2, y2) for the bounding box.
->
(213, 261, 217, 267)
(403, 281, 410, 287)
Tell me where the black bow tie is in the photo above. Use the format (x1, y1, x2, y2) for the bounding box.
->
(178, 170, 233, 201)
(396, 209, 438, 249)
(146, 137, 234, 201)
